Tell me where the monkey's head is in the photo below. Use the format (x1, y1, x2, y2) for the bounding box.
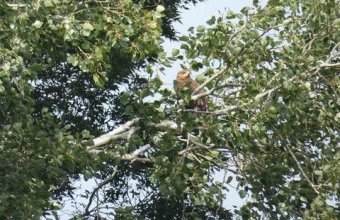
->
(176, 68, 191, 80)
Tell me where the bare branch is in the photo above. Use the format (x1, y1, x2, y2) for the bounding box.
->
(121, 144, 151, 162)
(211, 90, 240, 99)
(285, 145, 319, 195)
(52, 211, 60, 220)
(178, 134, 214, 156)
(152, 120, 178, 130)
(6, 3, 27, 9)
(203, 105, 242, 115)
(89, 118, 178, 152)
(84, 144, 151, 215)
(318, 62, 340, 68)
(85, 167, 119, 215)
(327, 41, 340, 62)
(315, 41, 340, 69)
(90, 118, 140, 149)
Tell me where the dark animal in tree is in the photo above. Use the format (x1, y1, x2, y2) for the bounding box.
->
(175, 69, 208, 111)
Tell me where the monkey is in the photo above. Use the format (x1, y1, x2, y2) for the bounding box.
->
(175, 68, 208, 111)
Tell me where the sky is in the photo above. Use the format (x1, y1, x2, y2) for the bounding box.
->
(56, 1, 257, 219)
(173, 0, 253, 34)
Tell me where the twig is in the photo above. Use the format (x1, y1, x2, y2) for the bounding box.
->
(285, 145, 319, 195)
(84, 167, 119, 215)
(191, 67, 229, 96)
(178, 135, 213, 156)
(326, 41, 340, 62)
(205, 105, 243, 116)
(192, 82, 241, 101)
(206, 75, 298, 116)
(52, 211, 60, 220)
(302, 37, 316, 55)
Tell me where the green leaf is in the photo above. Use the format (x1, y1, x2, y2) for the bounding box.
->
(322, 164, 331, 172)
(238, 189, 247, 199)
(300, 196, 307, 202)
(156, 5, 165, 13)
(197, 25, 205, 32)
(226, 9, 235, 18)
(172, 48, 180, 57)
(32, 20, 43, 29)
(206, 16, 216, 25)
(82, 22, 94, 31)
(226, 176, 233, 184)
(186, 163, 195, 170)
(67, 55, 79, 66)
(81, 130, 91, 138)
(186, 153, 196, 161)
(44, 0, 53, 7)
(12, 122, 22, 130)
(148, 21, 157, 29)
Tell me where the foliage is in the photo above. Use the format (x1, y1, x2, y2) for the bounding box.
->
(1, 0, 339, 219)
(0, 0, 204, 218)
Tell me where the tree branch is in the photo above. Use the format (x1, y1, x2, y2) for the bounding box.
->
(89, 118, 140, 149)
(318, 62, 340, 68)
(286, 145, 319, 195)
(186, 105, 241, 115)
(203, 75, 298, 116)
(84, 167, 119, 215)
(191, 67, 229, 96)
(52, 210, 60, 220)
(152, 120, 178, 130)
(121, 144, 152, 162)
(88, 118, 178, 153)
(6, 4, 26, 9)
(87, 118, 178, 161)
(192, 82, 241, 101)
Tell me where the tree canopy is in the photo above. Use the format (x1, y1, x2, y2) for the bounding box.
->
(0, 0, 339, 219)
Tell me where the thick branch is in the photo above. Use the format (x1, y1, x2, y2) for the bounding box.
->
(87, 119, 177, 161)
(121, 144, 151, 162)
(89, 119, 177, 152)
(90, 118, 140, 149)
(318, 62, 340, 68)
(6, 4, 26, 9)
(152, 120, 178, 130)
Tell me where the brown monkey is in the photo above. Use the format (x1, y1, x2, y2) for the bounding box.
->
(175, 68, 208, 111)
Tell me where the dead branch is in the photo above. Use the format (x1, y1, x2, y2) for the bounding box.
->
(90, 118, 140, 149)
(121, 144, 152, 162)
(84, 167, 119, 215)
(285, 144, 320, 195)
